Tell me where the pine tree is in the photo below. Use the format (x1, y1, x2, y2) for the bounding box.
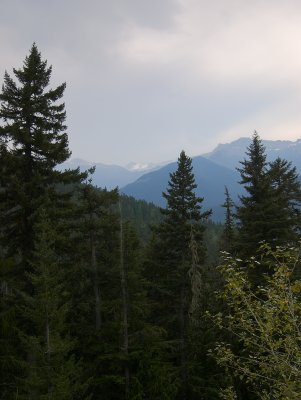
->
(0, 43, 83, 277)
(62, 180, 120, 399)
(66, 185, 158, 399)
(268, 157, 301, 245)
(0, 257, 22, 399)
(147, 150, 210, 399)
(220, 186, 236, 253)
(0, 44, 84, 398)
(19, 210, 83, 400)
(79, 172, 119, 331)
(236, 132, 275, 257)
(236, 133, 301, 259)
(160, 151, 210, 256)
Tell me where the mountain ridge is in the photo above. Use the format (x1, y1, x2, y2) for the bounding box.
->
(122, 155, 242, 221)
(57, 158, 168, 189)
(121, 137, 301, 221)
(58, 137, 301, 221)
(203, 137, 301, 171)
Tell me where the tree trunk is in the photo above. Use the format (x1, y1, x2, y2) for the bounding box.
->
(119, 199, 130, 399)
(91, 236, 102, 329)
(45, 312, 52, 394)
(180, 283, 188, 400)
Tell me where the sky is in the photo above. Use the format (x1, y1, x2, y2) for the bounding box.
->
(1, 0, 301, 166)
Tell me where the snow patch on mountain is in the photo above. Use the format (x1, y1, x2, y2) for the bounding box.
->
(125, 161, 170, 172)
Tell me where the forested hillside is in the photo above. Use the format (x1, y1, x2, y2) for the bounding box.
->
(1, 46, 301, 400)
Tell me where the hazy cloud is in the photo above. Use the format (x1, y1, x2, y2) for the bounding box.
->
(0, 0, 300, 164)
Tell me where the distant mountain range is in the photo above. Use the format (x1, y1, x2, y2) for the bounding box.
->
(122, 156, 242, 221)
(202, 137, 301, 172)
(59, 138, 301, 221)
(122, 138, 301, 221)
(57, 158, 169, 190)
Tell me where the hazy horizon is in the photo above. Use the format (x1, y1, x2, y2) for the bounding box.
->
(65, 135, 301, 167)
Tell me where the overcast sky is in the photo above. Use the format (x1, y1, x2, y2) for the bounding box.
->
(1, 0, 301, 165)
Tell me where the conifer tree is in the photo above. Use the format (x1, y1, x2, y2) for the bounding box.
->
(268, 157, 301, 245)
(67, 188, 159, 399)
(19, 210, 83, 400)
(63, 181, 120, 399)
(78, 172, 119, 330)
(220, 186, 236, 253)
(236, 132, 275, 257)
(236, 133, 301, 259)
(147, 150, 210, 399)
(0, 44, 84, 398)
(158, 150, 211, 272)
(0, 257, 21, 399)
(0, 43, 83, 277)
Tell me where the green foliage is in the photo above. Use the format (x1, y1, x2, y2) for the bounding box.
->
(120, 195, 163, 244)
(236, 133, 301, 260)
(267, 157, 301, 243)
(159, 150, 211, 256)
(0, 44, 85, 399)
(18, 210, 85, 399)
(4, 46, 301, 400)
(0, 258, 23, 399)
(145, 150, 213, 398)
(236, 132, 275, 257)
(0, 51, 86, 392)
(0, 44, 83, 270)
(211, 243, 301, 399)
(65, 183, 171, 399)
(220, 186, 236, 253)
(63, 181, 121, 399)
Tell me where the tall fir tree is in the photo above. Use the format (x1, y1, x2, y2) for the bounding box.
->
(0, 257, 21, 399)
(79, 172, 119, 331)
(236, 133, 301, 259)
(267, 157, 301, 245)
(159, 150, 210, 268)
(0, 44, 84, 398)
(63, 179, 120, 399)
(236, 132, 275, 257)
(19, 209, 85, 400)
(220, 186, 236, 253)
(146, 150, 210, 399)
(0, 43, 83, 277)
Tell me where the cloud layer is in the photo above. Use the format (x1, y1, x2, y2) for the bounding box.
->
(0, 0, 300, 164)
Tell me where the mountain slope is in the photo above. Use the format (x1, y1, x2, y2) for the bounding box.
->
(58, 138, 301, 220)
(122, 156, 242, 221)
(203, 137, 301, 171)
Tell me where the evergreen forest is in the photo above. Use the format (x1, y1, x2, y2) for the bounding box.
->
(1, 45, 301, 400)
